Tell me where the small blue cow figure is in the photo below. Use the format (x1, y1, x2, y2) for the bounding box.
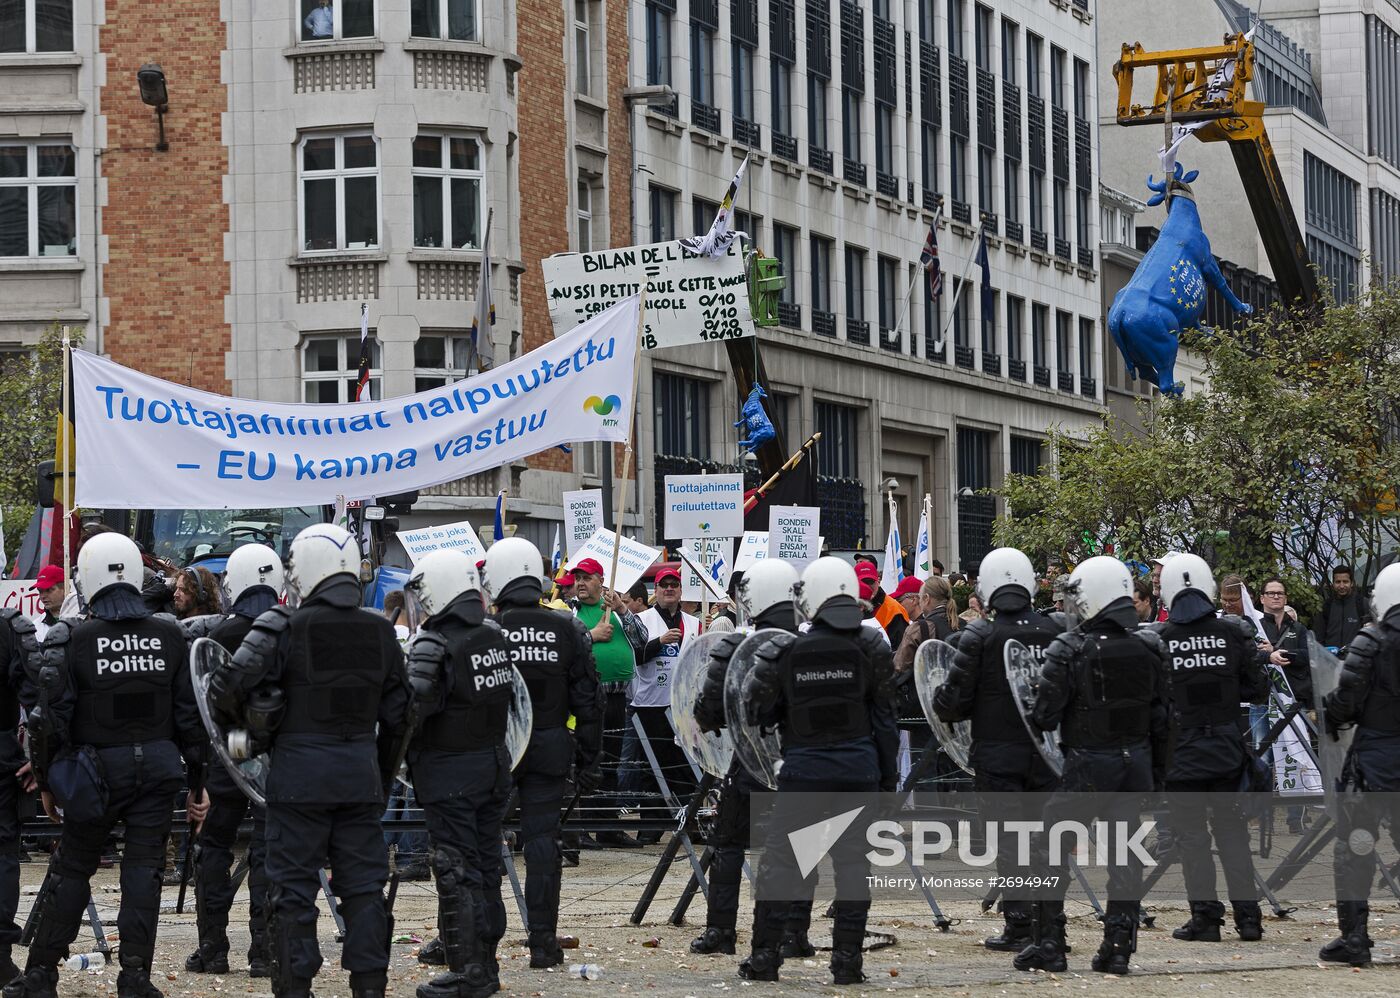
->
(1108, 163, 1252, 396)
(735, 381, 776, 453)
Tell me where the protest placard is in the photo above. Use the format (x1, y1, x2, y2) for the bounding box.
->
(396, 520, 487, 566)
(662, 473, 745, 539)
(562, 488, 605, 553)
(767, 507, 821, 568)
(680, 536, 734, 601)
(566, 529, 662, 593)
(733, 531, 770, 572)
(0, 581, 40, 619)
(541, 239, 755, 351)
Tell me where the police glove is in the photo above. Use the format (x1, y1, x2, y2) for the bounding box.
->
(574, 763, 603, 795)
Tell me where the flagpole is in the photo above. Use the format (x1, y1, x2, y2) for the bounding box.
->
(60, 325, 72, 578)
(743, 432, 822, 513)
(893, 205, 943, 346)
(934, 216, 988, 353)
(609, 294, 647, 590)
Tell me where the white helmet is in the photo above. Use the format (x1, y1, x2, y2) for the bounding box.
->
(285, 523, 359, 604)
(736, 560, 799, 619)
(794, 557, 862, 627)
(76, 532, 143, 600)
(482, 536, 544, 604)
(1159, 552, 1216, 609)
(1373, 564, 1400, 619)
(976, 547, 1036, 604)
(222, 544, 284, 605)
(1063, 556, 1133, 623)
(404, 549, 482, 624)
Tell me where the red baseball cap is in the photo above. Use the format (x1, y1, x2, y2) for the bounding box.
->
(555, 571, 576, 587)
(892, 577, 923, 599)
(573, 558, 605, 578)
(858, 577, 877, 600)
(654, 567, 681, 584)
(35, 565, 64, 591)
(853, 560, 879, 580)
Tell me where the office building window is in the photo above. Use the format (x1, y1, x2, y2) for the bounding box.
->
(878, 255, 899, 332)
(300, 133, 379, 253)
(1073, 57, 1089, 119)
(952, 280, 970, 348)
(1078, 317, 1093, 381)
(1026, 32, 1041, 97)
(733, 41, 755, 124)
(1029, 166, 1044, 232)
(845, 246, 866, 320)
(974, 3, 991, 70)
(950, 136, 967, 204)
(573, 0, 592, 93)
(1050, 45, 1065, 108)
(1053, 179, 1068, 244)
(1001, 17, 1017, 83)
(1031, 302, 1047, 368)
(410, 0, 477, 41)
(1006, 294, 1023, 363)
(981, 290, 996, 355)
(811, 235, 832, 316)
(301, 0, 373, 41)
(1004, 157, 1020, 224)
(772, 60, 793, 137)
(411, 134, 480, 250)
(646, 1, 672, 87)
(691, 22, 715, 106)
(947, 0, 963, 56)
(691, 197, 717, 237)
(413, 333, 472, 391)
(1055, 309, 1072, 374)
(1010, 435, 1042, 476)
(650, 185, 676, 242)
(843, 88, 863, 163)
(0, 0, 72, 51)
(917, 0, 935, 45)
(303, 333, 381, 403)
(809, 77, 829, 149)
(654, 373, 710, 458)
(815, 401, 857, 478)
(576, 175, 593, 252)
(0, 142, 76, 258)
(773, 223, 798, 306)
(876, 105, 895, 176)
(978, 147, 994, 215)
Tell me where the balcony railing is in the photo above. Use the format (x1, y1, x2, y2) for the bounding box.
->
(952, 200, 971, 224)
(809, 144, 834, 175)
(1008, 358, 1026, 381)
(1031, 229, 1048, 252)
(1054, 237, 1071, 261)
(876, 171, 899, 198)
(692, 101, 721, 133)
(813, 309, 837, 336)
(1033, 364, 1050, 387)
(1080, 376, 1097, 398)
(846, 317, 870, 344)
(981, 351, 1001, 376)
(1058, 370, 1074, 392)
(955, 345, 975, 368)
(879, 325, 901, 351)
(777, 300, 802, 328)
(1077, 246, 1094, 269)
(1005, 219, 1024, 243)
(773, 132, 799, 163)
(843, 157, 867, 186)
(734, 117, 761, 148)
(923, 188, 940, 214)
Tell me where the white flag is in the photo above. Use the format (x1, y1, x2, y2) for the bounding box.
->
(913, 508, 931, 582)
(880, 495, 903, 593)
(679, 155, 750, 257)
(550, 523, 562, 572)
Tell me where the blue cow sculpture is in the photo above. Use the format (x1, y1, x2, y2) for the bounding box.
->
(735, 382, 776, 453)
(1108, 163, 1252, 396)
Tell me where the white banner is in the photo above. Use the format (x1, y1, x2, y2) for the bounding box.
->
(566, 528, 661, 594)
(0, 581, 41, 619)
(680, 536, 734, 601)
(72, 297, 641, 509)
(562, 488, 605, 553)
(662, 473, 745, 539)
(396, 519, 487, 566)
(768, 506, 822, 568)
(541, 239, 754, 351)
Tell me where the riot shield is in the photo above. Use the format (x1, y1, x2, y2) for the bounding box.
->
(669, 631, 734, 779)
(724, 630, 784, 789)
(1004, 638, 1064, 776)
(912, 639, 974, 776)
(1308, 634, 1355, 821)
(398, 660, 534, 787)
(190, 637, 268, 807)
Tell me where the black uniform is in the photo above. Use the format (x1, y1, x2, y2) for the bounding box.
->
(211, 575, 409, 998)
(0, 611, 38, 985)
(185, 588, 279, 976)
(1157, 594, 1267, 940)
(690, 604, 800, 956)
(408, 595, 517, 998)
(932, 590, 1062, 948)
(494, 588, 601, 968)
(1320, 608, 1400, 966)
(12, 585, 204, 998)
(740, 601, 898, 984)
(1015, 598, 1169, 976)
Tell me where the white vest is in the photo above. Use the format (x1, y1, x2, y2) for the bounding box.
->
(633, 605, 699, 708)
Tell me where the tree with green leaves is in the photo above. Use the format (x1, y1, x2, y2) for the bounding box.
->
(0, 324, 76, 560)
(995, 286, 1400, 621)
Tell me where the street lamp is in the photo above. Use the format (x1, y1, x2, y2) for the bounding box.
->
(136, 63, 170, 152)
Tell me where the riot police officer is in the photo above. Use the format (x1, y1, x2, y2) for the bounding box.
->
(402, 550, 518, 998)
(481, 538, 601, 971)
(690, 559, 799, 957)
(932, 547, 1062, 952)
(208, 523, 409, 998)
(1155, 554, 1267, 943)
(0, 598, 38, 985)
(1320, 563, 1400, 967)
(739, 557, 898, 986)
(1016, 556, 1169, 976)
(184, 544, 283, 977)
(7, 533, 204, 998)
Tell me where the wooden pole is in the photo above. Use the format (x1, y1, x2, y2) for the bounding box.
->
(744, 432, 822, 513)
(60, 326, 72, 577)
(609, 295, 647, 590)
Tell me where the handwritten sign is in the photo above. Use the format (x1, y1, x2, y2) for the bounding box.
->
(566, 529, 662, 594)
(0, 581, 41, 618)
(663, 473, 744, 539)
(396, 520, 487, 566)
(680, 536, 734, 601)
(562, 488, 605, 553)
(541, 239, 755, 351)
(768, 507, 821, 569)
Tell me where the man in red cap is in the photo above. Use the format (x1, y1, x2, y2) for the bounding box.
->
(891, 576, 923, 621)
(33, 566, 66, 641)
(854, 561, 909, 648)
(570, 558, 647, 848)
(632, 567, 698, 841)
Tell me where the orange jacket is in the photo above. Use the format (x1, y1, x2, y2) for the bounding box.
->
(874, 593, 910, 631)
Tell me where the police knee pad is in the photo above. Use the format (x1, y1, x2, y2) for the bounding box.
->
(430, 846, 469, 891)
(232, 686, 285, 757)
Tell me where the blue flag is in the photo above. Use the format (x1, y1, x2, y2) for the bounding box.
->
(493, 490, 506, 542)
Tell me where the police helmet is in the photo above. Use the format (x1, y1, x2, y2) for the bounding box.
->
(404, 549, 482, 626)
(975, 547, 1036, 605)
(1373, 564, 1400, 620)
(222, 543, 284, 605)
(1158, 552, 1216, 609)
(76, 532, 143, 601)
(482, 536, 544, 604)
(285, 523, 358, 605)
(794, 557, 862, 628)
(1063, 556, 1133, 624)
(735, 559, 799, 619)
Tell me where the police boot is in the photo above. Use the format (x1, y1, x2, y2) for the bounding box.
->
(1320, 901, 1372, 967)
(185, 888, 231, 973)
(689, 927, 736, 955)
(349, 970, 387, 998)
(527, 932, 562, 970)
(1171, 900, 1224, 941)
(984, 901, 1034, 952)
(0, 948, 19, 988)
(420, 853, 495, 998)
(1090, 909, 1137, 976)
(248, 925, 271, 978)
(1232, 900, 1263, 942)
(1013, 901, 1068, 973)
(2, 966, 56, 998)
(418, 936, 446, 965)
(116, 952, 165, 998)
(779, 928, 816, 958)
(829, 924, 866, 986)
(737, 947, 780, 983)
